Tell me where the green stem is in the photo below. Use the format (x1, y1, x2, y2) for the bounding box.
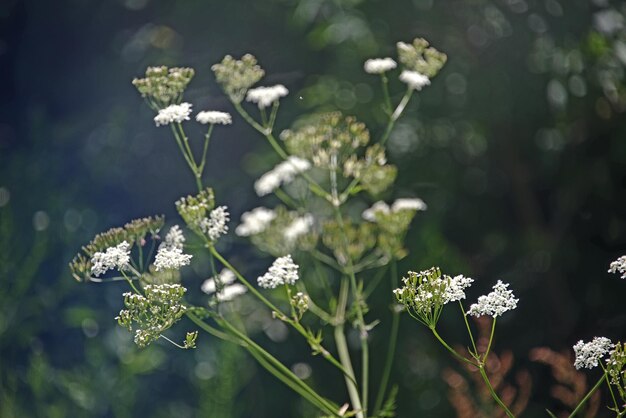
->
(601, 363, 621, 414)
(379, 88, 413, 146)
(568, 373, 607, 417)
(478, 366, 515, 418)
(334, 278, 364, 418)
(186, 311, 241, 344)
(459, 301, 478, 356)
(373, 259, 399, 414)
(198, 124, 214, 173)
(380, 73, 392, 115)
(430, 327, 478, 367)
(483, 318, 497, 361)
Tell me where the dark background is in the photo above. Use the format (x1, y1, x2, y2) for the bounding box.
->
(1, 0, 626, 416)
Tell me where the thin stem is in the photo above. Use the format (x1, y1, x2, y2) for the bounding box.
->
(334, 278, 364, 418)
(459, 301, 478, 356)
(478, 366, 515, 418)
(380, 73, 392, 115)
(373, 259, 399, 414)
(186, 311, 242, 344)
(429, 326, 478, 367)
(159, 334, 187, 349)
(273, 187, 299, 209)
(601, 363, 621, 414)
(568, 373, 607, 417)
(198, 124, 214, 173)
(483, 318, 497, 361)
(233, 101, 267, 135)
(379, 88, 413, 146)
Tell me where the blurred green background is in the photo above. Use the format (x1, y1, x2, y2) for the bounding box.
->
(1, 0, 626, 416)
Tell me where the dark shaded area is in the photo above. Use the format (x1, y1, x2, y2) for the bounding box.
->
(1, 0, 625, 417)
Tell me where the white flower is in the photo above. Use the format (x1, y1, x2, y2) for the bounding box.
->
(235, 207, 277, 236)
(163, 225, 185, 250)
(196, 110, 232, 125)
(467, 280, 518, 318)
(154, 102, 192, 126)
(364, 57, 397, 74)
(399, 70, 431, 91)
(246, 85, 289, 108)
(284, 214, 314, 243)
(91, 241, 131, 277)
(257, 254, 299, 289)
(608, 255, 626, 279)
(444, 274, 474, 302)
(362, 198, 427, 222)
(254, 156, 311, 196)
(573, 337, 614, 370)
(216, 284, 248, 302)
(362, 201, 391, 222)
(201, 268, 236, 294)
(153, 246, 192, 271)
(200, 206, 230, 241)
(392, 198, 427, 212)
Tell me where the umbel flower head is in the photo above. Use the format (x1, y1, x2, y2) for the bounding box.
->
(396, 38, 447, 78)
(399, 70, 430, 91)
(199, 205, 230, 242)
(212, 54, 265, 103)
(196, 110, 232, 125)
(606, 341, 626, 387)
(608, 255, 626, 279)
(573, 337, 614, 370)
(201, 269, 247, 303)
(246, 85, 289, 109)
(364, 57, 397, 74)
(257, 254, 300, 289)
(235, 206, 277, 237)
(394, 267, 474, 327)
(116, 284, 188, 348)
(154, 102, 192, 126)
(132, 66, 195, 108)
(90, 241, 131, 277)
(254, 156, 311, 196)
(467, 280, 518, 318)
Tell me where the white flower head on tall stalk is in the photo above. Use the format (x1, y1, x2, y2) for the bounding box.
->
(573, 337, 614, 370)
(445, 275, 474, 302)
(399, 70, 431, 91)
(153, 246, 192, 271)
(196, 110, 232, 125)
(91, 241, 131, 277)
(162, 225, 185, 250)
(467, 280, 518, 318)
(284, 214, 314, 244)
(154, 102, 193, 126)
(246, 85, 289, 109)
(257, 254, 299, 289)
(364, 57, 397, 74)
(235, 207, 277, 236)
(254, 156, 311, 196)
(608, 255, 626, 279)
(201, 268, 236, 294)
(200, 206, 230, 241)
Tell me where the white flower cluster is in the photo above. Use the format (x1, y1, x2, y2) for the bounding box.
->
(573, 337, 614, 370)
(362, 198, 427, 221)
(163, 225, 185, 250)
(254, 156, 311, 196)
(91, 241, 131, 277)
(399, 70, 431, 91)
(246, 84, 289, 108)
(608, 255, 626, 279)
(235, 207, 277, 236)
(200, 206, 230, 241)
(196, 110, 232, 125)
(154, 102, 193, 126)
(364, 57, 397, 74)
(257, 254, 299, 289)
(201, 268, 247, 302)
(467, 280, 518, 318)
(284, 214, 314, 243)
(446, 275, 475, 302)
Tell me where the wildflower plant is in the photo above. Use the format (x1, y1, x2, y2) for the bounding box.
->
(71, 36, 625, 418)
